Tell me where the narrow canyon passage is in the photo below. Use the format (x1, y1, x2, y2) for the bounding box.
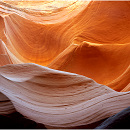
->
(0, 1, 130, 129)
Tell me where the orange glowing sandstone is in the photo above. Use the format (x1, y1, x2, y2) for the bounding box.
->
(0, 1, 130, 128)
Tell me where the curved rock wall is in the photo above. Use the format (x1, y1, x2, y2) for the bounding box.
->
(0, 1, 130, 128)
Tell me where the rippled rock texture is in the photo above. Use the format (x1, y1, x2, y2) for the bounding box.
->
(0, 1, 130, 129)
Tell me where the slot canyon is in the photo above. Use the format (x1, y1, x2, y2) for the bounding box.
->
(0, 0, 130, 129)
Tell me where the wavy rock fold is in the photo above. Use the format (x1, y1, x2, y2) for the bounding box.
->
(0, 1, 130, 128)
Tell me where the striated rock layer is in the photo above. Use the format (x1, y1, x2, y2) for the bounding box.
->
(0, 0, 130, 128)
(0, 1, 130, 65)
(0, 63, 130, 128)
